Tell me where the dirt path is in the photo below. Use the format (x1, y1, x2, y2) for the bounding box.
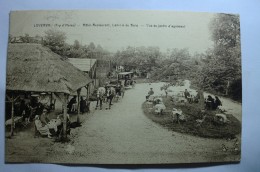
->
(46, 83, 241, 164)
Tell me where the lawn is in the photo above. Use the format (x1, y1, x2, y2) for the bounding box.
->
(142, 96, 241, 138)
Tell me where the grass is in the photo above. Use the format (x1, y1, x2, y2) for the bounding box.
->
(142, 96, 241, 139)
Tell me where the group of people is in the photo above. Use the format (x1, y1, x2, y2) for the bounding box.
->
(183, 89, 223, 110)
(67, 96, 90, 114)
(13, 95, 52, 125)
(183, 89, 203, 103)
(205, 95, 222, 110)
(95, 83, 125, 110)
(34, 108, 70, 139)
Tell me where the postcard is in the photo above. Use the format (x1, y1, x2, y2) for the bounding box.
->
(5, 10, 241, 164)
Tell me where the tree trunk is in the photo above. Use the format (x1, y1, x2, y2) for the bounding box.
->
(226, 80, 230, 96)
(198, 90, 205, 110)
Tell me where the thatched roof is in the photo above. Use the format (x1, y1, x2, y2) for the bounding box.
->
(68, 58, 97, 72)
(6, 44, 92, 94)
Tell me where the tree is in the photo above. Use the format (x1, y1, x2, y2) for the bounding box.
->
(197, 13, 241, 98)
(20, 34, 30, 43)
(43, 29, 67, 56)
(73, 40, 80, 50)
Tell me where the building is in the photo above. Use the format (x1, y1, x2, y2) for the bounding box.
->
(67, 58, 97, 96)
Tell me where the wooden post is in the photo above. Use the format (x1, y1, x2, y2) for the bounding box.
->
(10, 94, 14, 137)
(77, 89, 81, 123)
(63, 93, 68, 139)
(50, 93, 53, 106)
(85, 85, 89, 99)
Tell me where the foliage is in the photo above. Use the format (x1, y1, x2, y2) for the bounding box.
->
(188, 14, 241, 100)
(43, 29, 67, 55)
(112, 46, 161, 77)
(10, 13, 242, 101)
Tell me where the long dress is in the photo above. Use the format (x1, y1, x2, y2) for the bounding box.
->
(35, 119, 50, 136)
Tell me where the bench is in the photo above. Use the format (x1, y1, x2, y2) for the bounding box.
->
(5, 116, 23, 128)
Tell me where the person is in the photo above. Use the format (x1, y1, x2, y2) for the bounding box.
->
(184, 89, 190, 99)
(80, 96, 87, 113)
(23, 102, 31, 123)
(115, 84, 121, 96)
(96, 87, 106, 110)
(40, 108, 50, 125)
(34, 102, 44, 117)
(165, 89, 168, 98)
(67, 96, 77, 113)
(132, 80, 136, 87)
(120, 84, 125, 98)
(85, 98, 90, 113)
(194, 91, 200, 103)
(206, 95, 215, 110)
(214, 96, 222, 110)
(19, 99, 26, 116)
(107, 86, 115, 109)
(146, 88, 154, 100)
(34, 115, 52, 138)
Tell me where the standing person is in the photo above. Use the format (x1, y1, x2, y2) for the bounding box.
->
(115, 84, 121, 101)
(107, 86, 115, 109)
(96, 87, 105, 110)
(67, 96, 77, 113)
(146, 88, 154, 100)
(115, 83, 121, 96)
(120, 84, 125, 98)
(85, 97, 90, 113)
(80, 96, 87, 114)
(19, 99, 26, 116)
(23, 102, 31, 123)
(165, 89, 168, 98)
(184, 89, 190, 99)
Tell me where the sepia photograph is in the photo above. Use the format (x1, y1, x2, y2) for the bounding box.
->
(5, 10, 242, 164)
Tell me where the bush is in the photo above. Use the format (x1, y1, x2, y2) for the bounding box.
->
(228, 78, 242, 101)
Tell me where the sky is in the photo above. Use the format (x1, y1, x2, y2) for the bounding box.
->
(10, 10, 215, 54)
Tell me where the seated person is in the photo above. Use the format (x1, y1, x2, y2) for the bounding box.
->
(34, 115, 52, 138)
(206, 95, 215, 110)
(146, 88, 154, 100)
(40, 108, 50, 125)
(47, 116, 62, 136)
(214, 96, 222, 110)
(194, 91, 200, 103)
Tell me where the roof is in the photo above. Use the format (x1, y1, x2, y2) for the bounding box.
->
(118, 72, 133, 75)
(68, 58, 97, 72)
(6, 43, 92, 94)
